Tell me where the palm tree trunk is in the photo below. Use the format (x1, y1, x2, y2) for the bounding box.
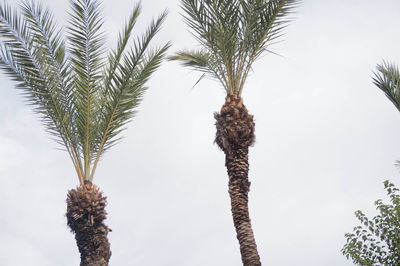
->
(215, 94, 261, 266)
(66, 181, 111, 266)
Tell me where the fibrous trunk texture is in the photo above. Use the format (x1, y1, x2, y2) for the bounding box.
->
(66, 181, 111, 266)
(215, 94, 261, 266)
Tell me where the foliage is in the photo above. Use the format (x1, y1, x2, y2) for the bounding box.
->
(0, 0, 170, 183)
(373, 61, 400, 112)
(342, 180, 400, 265)
(169, 0, 299, 95)
(342, 62, 400, 265)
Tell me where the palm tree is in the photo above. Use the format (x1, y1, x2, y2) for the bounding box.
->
(0, 0, 169, 264)
(170, 0, 298, 265)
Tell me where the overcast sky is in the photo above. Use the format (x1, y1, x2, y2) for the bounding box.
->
(1, 0, 400, 265)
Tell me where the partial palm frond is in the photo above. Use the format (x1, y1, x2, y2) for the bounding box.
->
(0, 2, 84, 181)
(169, 49, 228, 90)
(102, 2, 141, 96)
(172, 0, 299, 95)
(68, 0, 106, 179)
(21, 0, 68, 83)
(89, 10, 170, 179)
(373, 61, 400, 112)
(179, 0, 241, 93)
(237, 0, 298, 94)
(20, 0, 83, 175)
(169, 49, 209, 68)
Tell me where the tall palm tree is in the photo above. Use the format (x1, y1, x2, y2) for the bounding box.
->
(0, 0, 169, 264)
(170, 0, 298, 265)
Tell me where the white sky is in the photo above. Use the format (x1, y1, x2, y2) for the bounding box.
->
(1, 0, 400, 265)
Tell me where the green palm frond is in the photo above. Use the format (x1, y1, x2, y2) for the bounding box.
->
(0, 1, 84, 180)
(20, 1, 84, 176)
(171, 0, 299, 95)
(169, 49, 209, 68)
(21, 0, 68, 78)
(68, 0, 106, 179)
(169, 49, 228, 90)
(90, 10, 170, 179)
(0, 0, 169, 184)
(373, 61, 400, 112)
(102, 2, 141, 95)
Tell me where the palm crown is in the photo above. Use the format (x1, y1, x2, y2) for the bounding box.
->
(170, 0, 298, 95)
(0, 0, 170, 184)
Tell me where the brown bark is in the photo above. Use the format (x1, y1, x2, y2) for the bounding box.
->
(215, 94, 261, 266)
(66, 181, 111, 266)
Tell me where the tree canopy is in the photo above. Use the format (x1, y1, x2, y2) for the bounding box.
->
(0, 0, 170, 183)
(342, 180, 400, 265)
(170, 0, 298, 95)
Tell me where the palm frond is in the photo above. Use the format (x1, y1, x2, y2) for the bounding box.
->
(68, 0, 106, 179)
(20, 0, 83, 174)
(169, 49, 228, 90)
(21, 0, 68, 79)
(373, 61, 400, 112)
(237, 0, 298, 94)
(0, 2, 84, 181)
(173, 0, 299, 95)
(169, 49, 209, 68)
(180, 0, 241, 93)
(102, 2, 141, 96)
(89, 10, 170, 179)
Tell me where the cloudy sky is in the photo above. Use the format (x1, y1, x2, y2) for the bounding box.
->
(1, 0, 400, 265)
